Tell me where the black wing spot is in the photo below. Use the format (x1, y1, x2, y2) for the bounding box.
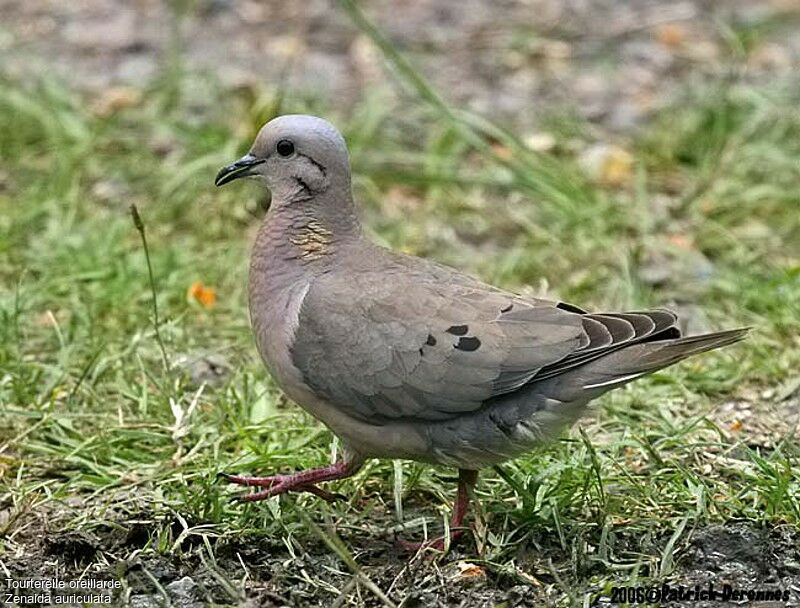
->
(500, 303, 513, 313)
(653, 326, 681, 340)
(446, 324, 469, 336)
(426, 334, 437, 346)
(455, 336, 481, 351)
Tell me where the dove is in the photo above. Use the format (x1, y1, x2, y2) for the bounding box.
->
(214, 114, 746, 551)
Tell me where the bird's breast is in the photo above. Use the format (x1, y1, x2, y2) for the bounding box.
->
(248, 263, 311, 392)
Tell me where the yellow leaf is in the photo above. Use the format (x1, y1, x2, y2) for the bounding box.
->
(457, 562, 486, 578)
(599, 147, 634, 187)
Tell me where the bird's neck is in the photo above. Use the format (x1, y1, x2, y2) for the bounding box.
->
(250, 190, 362, 290)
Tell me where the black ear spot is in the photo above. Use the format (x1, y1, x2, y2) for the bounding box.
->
(455, 336, 481, 351)
(446, 324, 468, 336)
(294, 176, 311, 194)
(425, 334, 437, 346)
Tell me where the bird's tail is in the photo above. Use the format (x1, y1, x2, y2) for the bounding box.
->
(572, 327, 749, 392)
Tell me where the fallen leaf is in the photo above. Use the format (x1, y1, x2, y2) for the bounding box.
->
(729, 420, 743, 432)
(457, 562, 486, 579)
(188, 281, 216, 309)
(656, 24, 686, 50)
(491, 142, 513, 161)
(91, 86, 142, 117)
(668, 234, 693, 249)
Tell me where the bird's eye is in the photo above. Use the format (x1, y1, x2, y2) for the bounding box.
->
(276, 139, 295, 157)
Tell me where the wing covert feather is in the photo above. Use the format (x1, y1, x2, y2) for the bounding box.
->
(290, 267, 586, 423)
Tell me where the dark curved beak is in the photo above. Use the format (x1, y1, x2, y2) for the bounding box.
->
(214, 154, 265, 187)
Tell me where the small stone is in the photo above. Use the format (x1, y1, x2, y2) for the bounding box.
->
(91, 179, 130, 205)
(63, 12, 143, 53)
(129, 595, 163, 608)
(748, 43, 792, 71)
(579, 143, 635, 187)
(524, 132, 556, 153)
(173, 352, 232, 388)
(350, 35, 384, 84)
(64, 496, 84, 509)
(637, 239, 715, 292)
(166, 576, 199, 599)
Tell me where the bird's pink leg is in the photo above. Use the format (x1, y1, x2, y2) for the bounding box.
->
(220, 457, 364, 503)
(398, 468, 479, 552)
(218, 473, 280, 487)
(217, 472, 343, 502)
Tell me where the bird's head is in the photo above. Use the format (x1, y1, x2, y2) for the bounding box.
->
(215, 114, 351, 204)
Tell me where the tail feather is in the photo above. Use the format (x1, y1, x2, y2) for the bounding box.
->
(555, 328, 749, 395)
(628, 328, 749, 371)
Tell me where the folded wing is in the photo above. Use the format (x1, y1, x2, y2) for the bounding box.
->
(290, 260, 681, 424)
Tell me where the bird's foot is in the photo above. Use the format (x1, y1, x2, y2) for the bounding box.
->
(218, 471, 345, 502)
(217, 471, 282, 488)
(218, 459, 362, 503)
(396, 469, 478, 554)
(232, 482, 344, 503)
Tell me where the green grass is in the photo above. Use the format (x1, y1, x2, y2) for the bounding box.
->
(1, 7, 799, 606)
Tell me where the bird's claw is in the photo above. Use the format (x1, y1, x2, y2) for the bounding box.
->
(217, 471, 282, 488)
(219, 472, 345, 503)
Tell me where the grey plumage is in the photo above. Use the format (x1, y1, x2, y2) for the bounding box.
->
(216, 114, 746, 491)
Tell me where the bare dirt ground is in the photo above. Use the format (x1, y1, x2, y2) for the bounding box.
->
(3, 0, 799, 131)
(6, 499, 800, 607)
